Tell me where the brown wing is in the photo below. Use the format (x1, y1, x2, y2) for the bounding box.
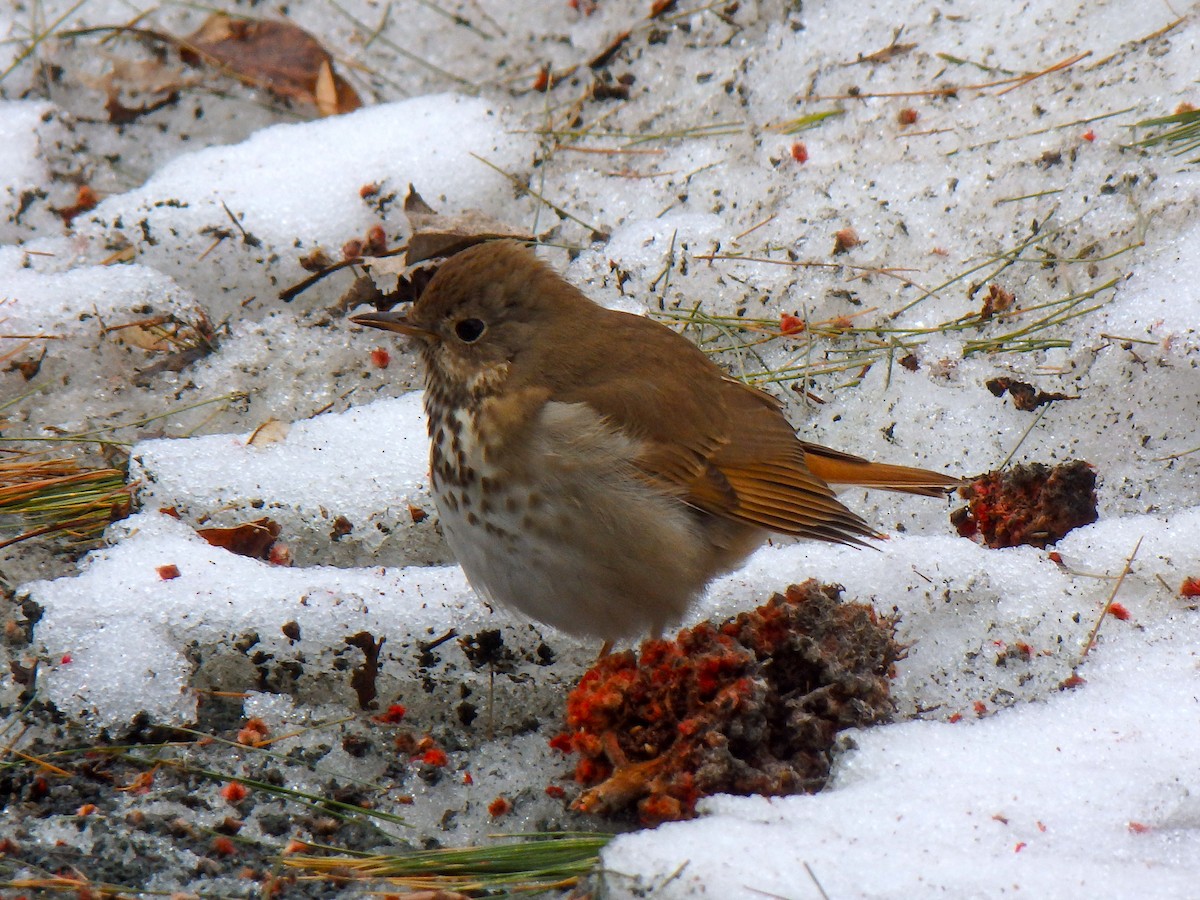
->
(700, 379, 880, 545)
(539, 308, 880, 546)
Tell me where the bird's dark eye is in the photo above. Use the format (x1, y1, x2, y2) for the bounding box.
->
(454, 318, 486, 343)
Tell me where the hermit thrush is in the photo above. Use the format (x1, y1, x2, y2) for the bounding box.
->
(352, 241, 958, 642)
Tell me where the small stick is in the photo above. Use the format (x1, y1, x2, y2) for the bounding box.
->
(1079, 536, 1143, 661)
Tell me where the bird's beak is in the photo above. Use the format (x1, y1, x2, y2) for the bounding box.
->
(350, 311, 439, 342)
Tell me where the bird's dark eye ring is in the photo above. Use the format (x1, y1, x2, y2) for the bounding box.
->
(454, 318, 486, 342)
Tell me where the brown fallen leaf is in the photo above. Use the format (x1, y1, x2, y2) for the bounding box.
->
(281, 186, 535, 304)
(181, 14, 361, 116)
(985, 376, 1076, 411)
(246, 419, 291, 447)
(196, 517, 282, 559)
(400, 186, 536, 265)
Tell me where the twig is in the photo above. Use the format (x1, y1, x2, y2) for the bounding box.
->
(1079, 537, 1143, 660)
(0, 0, 91, 85)
(469, 152, 606, 237)
(802, 51, 1090, 101)
(996, 404, 1051, 470)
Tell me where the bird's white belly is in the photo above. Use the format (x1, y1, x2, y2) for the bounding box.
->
(429, 403, 709, 641)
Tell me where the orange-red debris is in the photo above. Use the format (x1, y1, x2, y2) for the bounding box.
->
(373, 704, 407, 724)
(780, 313, 806, 335)
(220, 782, 249, 804)
(832, 227, 861, 255)
(421, 748, 448, 768)
(237, 718, 270, 746)
(952, 461, 1098, 548)
(553, 581, 898, 824)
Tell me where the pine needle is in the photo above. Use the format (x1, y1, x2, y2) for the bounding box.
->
(282, 832, 611, 893)
(0, 458, 131, 549)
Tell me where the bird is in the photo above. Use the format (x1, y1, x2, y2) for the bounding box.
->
(351, 240, 959, 643)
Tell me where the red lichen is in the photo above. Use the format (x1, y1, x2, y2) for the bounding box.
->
(553, 581, 899, 824)
(951, 461, 1098, 548)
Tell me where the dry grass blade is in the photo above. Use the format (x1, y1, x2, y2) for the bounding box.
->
(803, 51, 1091, 101)
(656, 229, 1125, 393)
(1079, 536, 1143, 662)
(283, 833, 611, 893)
(0, 458, 131, 549)
(767, 110, 844, 134)
(0, 0, 91, 85)
(0, 872, 149, 898)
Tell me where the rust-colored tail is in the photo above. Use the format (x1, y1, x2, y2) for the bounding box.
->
(802, 442, 961, 498)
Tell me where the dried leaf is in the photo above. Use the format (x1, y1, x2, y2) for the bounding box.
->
(401, 186, 535, 265)
(109, 321, 174, 352)
(282, 187, 534, 304)
(196, 517, 282, 559)
(247, 419, 291, 447)
(182, 14, 361, 116)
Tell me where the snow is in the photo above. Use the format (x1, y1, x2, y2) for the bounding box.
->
(130, 393, 442, 564)
(3, 0, 1200, 895)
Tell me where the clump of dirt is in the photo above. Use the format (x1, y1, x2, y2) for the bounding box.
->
(952, 461, 1098, 548)
(552, 581, 900, 825)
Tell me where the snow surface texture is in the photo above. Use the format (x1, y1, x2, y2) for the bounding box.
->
(4, 0, 1200, 895)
